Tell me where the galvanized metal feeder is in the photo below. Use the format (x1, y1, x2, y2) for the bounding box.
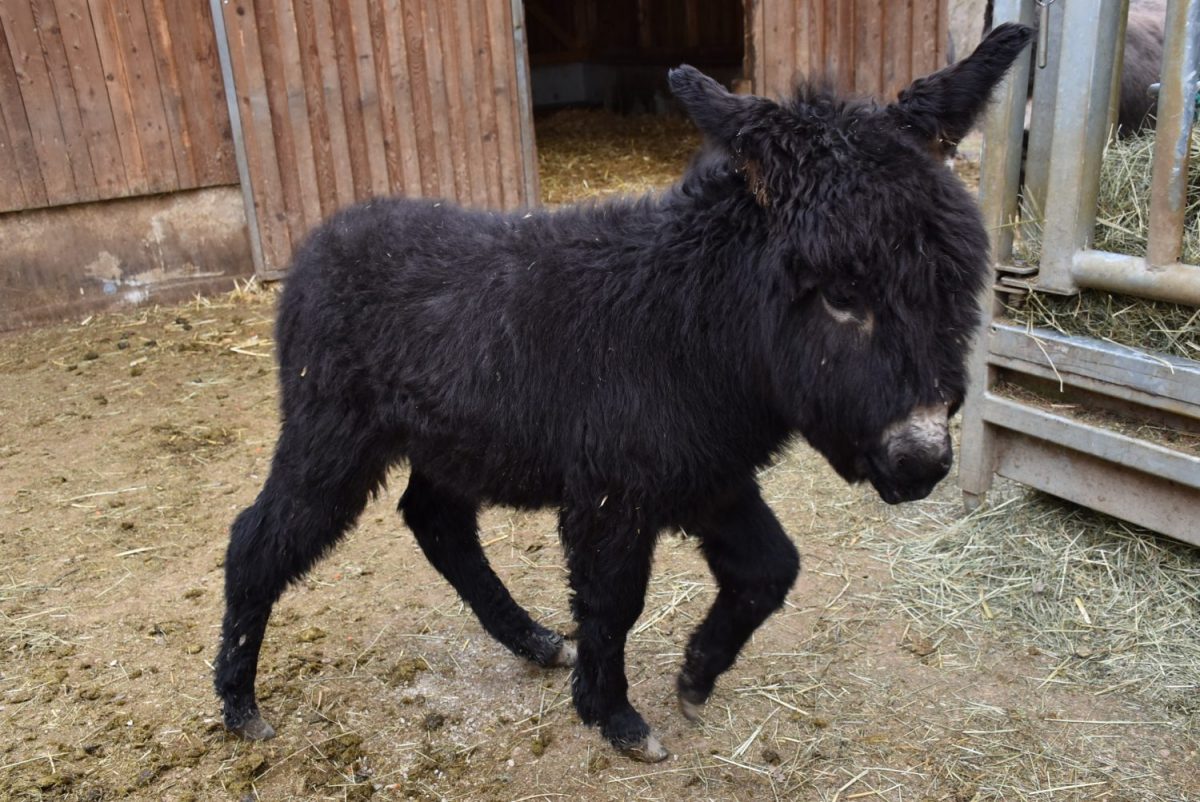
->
(960, 0, 1200, 544)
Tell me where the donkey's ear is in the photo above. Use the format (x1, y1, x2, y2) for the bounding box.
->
(669, 65, 775, 150)
(890, 22, 1033, 155)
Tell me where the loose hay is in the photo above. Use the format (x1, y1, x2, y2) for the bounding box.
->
(536, 108, 702, 205)
(878, 483, 1200, 711)
(1007, 286, 1199, 359)
(1006, 130, 1200, 358)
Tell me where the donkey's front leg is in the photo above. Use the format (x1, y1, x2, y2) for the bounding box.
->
(677, 481, 799, 721)
(560, 502, 664, 762)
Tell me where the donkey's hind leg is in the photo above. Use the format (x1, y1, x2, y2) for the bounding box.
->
(399, 470, 574, 668)
(215, 417, 392, 739)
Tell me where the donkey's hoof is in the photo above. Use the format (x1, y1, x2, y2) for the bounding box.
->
(678, 693, 705, 724)
(618, 732, 669, 763)
(549, 640, 577, 668)
(233, 713, 276, 740)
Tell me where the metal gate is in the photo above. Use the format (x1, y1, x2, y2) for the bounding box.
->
(960, 0, 1200, 544)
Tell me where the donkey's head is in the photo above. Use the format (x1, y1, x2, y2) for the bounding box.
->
(670, 24, 1032, 504)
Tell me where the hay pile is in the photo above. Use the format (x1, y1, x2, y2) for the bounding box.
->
(1006, 130, 1200, 358)
(877, 483, 1200, 711)
(536, 108, 702, 205)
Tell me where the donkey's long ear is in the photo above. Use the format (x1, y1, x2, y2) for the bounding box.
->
(670, 65, 779, 204)
(669, 65, 776, 152)
(890, 22, 1033, 156)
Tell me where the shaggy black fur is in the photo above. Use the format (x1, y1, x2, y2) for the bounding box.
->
(215, 24, 1033, 759)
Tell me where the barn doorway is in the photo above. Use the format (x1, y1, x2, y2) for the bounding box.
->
(522, 0, 745, 205)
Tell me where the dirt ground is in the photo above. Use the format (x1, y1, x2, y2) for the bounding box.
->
(1, 285, 1197, 802)
(2, 126, 1198, 800)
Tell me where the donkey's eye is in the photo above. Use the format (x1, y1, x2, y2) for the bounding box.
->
(822, 288, 856, 311)
(819, 288, 875, 335)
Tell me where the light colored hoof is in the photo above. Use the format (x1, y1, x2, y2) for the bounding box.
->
(235, 713, 276, 740)
(619, 733, 669, 763)
(550, 640, 577, 668)
(678, 694, 705, 724)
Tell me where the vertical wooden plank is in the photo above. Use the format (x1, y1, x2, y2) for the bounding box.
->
(87, 0, 149, 195)
(33, 0, 103, 199)
(765, 0, 794, 97)
(882, 0, 912, 99)
(832, 0, 855, 93)
(936, 0, 950, 67)
(0, 2, 77, 202)
(222, 0, 291, 272)
(853, 0, 882, 96)
(293, 0, 337, 216)
(378, 0, 423, 197)
(267, 0, 322, 230)
(0, 13, 48, 208)
(752, 0, 766, 95)
(307, 0, 356, 210)
(420, 0, 463, 200)
(448, 0, 488, 207)
(142, 0, 197, 189)
(0, 95, 27, 210)
(823, 0, 839, 88)
(367, 0, 401, 192)
(484, 0, 518, 207)
(794, 0, 811, 82)
(468, 0, 503, 207)
(809, 0, 826, 84)
(109, 0, 179, 192)
(327, 0, 371, 199)
(154, 0, 237, 187)
(401, 0, 444, 197)
(252, 0, 310, 245)
(346, 0, 390, 197)
(426, 0, 469, 202)
(911, 0, 938, 78)
(112, 0, 179, 192)
(54, 0, 128, 198)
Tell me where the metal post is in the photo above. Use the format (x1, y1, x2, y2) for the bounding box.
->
(510, 0, 540, 208)
(1021, 0, 1064, 232)
(1036, 0, 1124, 293)
(1146, 0, 1200, 268)
(959, 0, 1036, 509)
(210, 0, 265, 278)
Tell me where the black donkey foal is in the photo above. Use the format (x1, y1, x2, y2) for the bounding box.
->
(215, 25, 1033, 761)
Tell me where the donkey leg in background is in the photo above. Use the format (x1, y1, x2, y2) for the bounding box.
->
(399, 470, 574, 667)
(561, 502, 664, 761)
(677, 481, 800, 721)
(215, 416, 392, 739)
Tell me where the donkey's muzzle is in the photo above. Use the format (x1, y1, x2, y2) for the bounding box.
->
(867, 405, 953, 505)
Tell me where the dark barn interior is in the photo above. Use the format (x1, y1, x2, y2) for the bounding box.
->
(524, 0, 745, 113)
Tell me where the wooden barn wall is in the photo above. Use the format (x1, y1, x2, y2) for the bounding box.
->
(0, 0, 238, 214)
(217, 0, 539, 277)
(747, 0, 951, 101)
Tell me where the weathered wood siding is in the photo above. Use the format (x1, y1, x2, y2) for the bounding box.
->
(217, 0, 539, 277)
(747, 0, 951, 100)
(0, 0, 237, 213)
